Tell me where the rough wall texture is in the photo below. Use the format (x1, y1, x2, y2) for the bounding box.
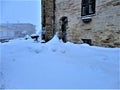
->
(41, 0, 55, 41)
(42, 0, 120, 47)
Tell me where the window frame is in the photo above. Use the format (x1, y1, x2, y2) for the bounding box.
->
(81, 0, 96, 17)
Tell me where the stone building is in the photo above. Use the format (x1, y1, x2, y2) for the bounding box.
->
(41, 0, 120, 47)
(0, 23, 36, 40)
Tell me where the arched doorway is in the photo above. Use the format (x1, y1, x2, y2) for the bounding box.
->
(59, 16, 68, 43)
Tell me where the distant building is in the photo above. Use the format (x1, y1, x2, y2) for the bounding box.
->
(41, 0, 120, 47)
(0, 23, 36, 40)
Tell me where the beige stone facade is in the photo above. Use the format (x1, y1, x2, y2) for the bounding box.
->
(41, 0, 120, 47)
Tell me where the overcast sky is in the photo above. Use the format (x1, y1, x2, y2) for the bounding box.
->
(0, 0, 41, 31)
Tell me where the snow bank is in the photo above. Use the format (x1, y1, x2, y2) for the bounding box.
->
(0, 35, 120, 89)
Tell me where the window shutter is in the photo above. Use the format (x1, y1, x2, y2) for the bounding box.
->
(81, 0, 87, 16)
(88, 0, 95, 15)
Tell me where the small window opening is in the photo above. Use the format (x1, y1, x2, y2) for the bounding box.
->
(82, 39, 92, 45)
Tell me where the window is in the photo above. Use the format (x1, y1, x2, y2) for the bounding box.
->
(81, 0, 96, 16)
(82, 39, 92, 45)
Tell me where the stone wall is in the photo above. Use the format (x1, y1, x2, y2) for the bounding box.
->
(41, 0, 55, 41)
(55, 0, 120, 47)
(42, 0, 120, 47)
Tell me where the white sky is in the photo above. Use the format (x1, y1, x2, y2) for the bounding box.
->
(0, 0, 41, 31)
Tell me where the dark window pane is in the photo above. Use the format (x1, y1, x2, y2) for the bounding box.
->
(81, 0, 96, 16)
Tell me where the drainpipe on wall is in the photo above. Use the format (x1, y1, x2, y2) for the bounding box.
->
(53, 0, 56, 35)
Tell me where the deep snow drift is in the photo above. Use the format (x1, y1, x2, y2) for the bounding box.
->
(0, 35, 120, 89)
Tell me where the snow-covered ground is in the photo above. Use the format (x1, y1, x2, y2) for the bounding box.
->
(0, 35, 120, 89)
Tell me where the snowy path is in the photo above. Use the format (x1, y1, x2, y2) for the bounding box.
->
(0, 37, 120, 89)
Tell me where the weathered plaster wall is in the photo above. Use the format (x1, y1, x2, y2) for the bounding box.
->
(55, 0, 120, 47)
